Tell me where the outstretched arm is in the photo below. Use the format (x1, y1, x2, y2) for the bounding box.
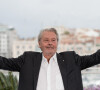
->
(74, 49, 100, 70)
(0, 52, 25, 72)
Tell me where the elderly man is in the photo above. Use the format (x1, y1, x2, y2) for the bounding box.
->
(0, 28, 100, 90)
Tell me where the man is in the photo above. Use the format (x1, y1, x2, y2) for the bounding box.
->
(0, 28, 100, 90)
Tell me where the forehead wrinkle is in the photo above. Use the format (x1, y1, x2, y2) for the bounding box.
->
(43, 37, 57, 40)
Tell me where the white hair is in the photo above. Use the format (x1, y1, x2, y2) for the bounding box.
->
(38, 28, 59, 42)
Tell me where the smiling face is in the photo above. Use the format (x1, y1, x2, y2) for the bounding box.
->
(39, 31, 58, 56)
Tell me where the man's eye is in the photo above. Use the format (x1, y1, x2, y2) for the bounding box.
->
(52, 40, 56, 41)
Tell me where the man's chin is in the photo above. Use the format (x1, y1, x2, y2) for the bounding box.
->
(45, 51, 55, 55)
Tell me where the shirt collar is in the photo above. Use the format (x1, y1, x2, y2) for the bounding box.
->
(42, 53, 57, 63)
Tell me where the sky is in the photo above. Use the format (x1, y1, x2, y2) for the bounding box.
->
(0, 0, 100, 38)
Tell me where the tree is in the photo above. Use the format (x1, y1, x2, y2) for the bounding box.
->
(0, 72, 18, 90)
(63, 31, 70, 35)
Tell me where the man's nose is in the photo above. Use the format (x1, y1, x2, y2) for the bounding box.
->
(48, 41, 52, 45)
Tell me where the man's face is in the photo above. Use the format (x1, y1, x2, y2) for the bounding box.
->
(39, 31, 58, 56)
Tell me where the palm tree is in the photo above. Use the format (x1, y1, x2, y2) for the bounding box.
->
(0, 72, 18, 90)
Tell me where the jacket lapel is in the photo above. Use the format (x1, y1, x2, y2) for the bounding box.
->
(34, 53, 42, 90)
(57, 53, 68, 90)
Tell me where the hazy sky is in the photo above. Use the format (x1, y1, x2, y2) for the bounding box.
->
(0, 0, 100, 38)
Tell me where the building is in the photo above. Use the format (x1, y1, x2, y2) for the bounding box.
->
(0, 24, 18, 58)
(12, 38, 36, 57)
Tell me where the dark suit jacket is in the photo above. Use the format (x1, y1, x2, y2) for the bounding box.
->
(0, 50, 100, 90)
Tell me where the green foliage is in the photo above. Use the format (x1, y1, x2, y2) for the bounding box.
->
(0, 72, 18, 90)
(63, 31, 70, 35)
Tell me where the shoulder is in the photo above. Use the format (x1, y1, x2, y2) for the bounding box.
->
(23, 51, 41, 56)
(59, 51, 75, 55)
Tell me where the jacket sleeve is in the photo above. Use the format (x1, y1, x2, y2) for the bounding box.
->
(0, 52, 26, 72)
(74, 49, 100, 70)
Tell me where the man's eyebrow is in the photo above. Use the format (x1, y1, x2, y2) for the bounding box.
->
(52, 38, 56, 39)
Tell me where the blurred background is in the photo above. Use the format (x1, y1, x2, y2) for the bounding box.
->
(0, 0, 100, 89)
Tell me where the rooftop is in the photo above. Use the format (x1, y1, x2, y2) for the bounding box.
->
(0, 24, 15, 31)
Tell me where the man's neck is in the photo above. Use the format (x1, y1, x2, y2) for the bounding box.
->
(43, 53, 55, 63)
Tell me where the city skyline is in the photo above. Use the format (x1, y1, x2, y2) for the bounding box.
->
(0, 0, 100, 38)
